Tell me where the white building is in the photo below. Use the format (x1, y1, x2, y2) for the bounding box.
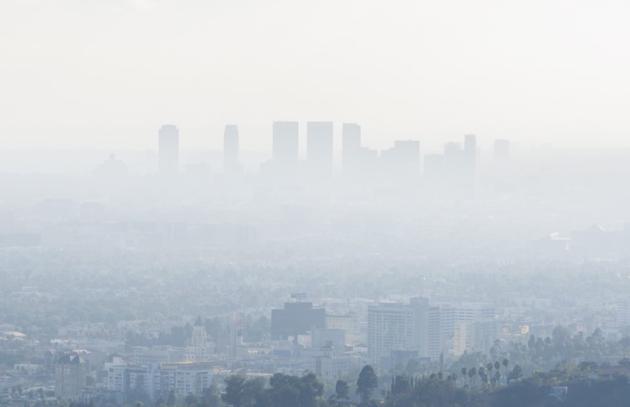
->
(367, 298, 430, 363)
(429, 303, 496, 359)
(105, 358, 213, 401)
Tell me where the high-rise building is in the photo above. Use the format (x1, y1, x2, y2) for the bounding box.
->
(307, 121, 334, 169)
(224, 124, 240, 173)
(367, 298, 430, 363)
(55, 352, 88, 401)
(427, 303, 496, 359)
(440, 138, 476, 194)
(463, 134, 478, 175)
(342, 123, 361, 169)
(271, 301, 326, 339)
(158, 124, 180, 175)
(272, 121, 299, 163)
(368, 302, 414, 362)
(464, 134, 477, 156)
(186, 322, 211, 362)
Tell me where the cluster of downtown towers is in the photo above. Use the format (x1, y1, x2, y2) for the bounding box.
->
(157, 121, 511, 180)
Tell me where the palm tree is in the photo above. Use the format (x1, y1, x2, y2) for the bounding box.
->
(502, 359, 509, 385)
(468, 367, 477, 388)
(478, 367, 488, 388)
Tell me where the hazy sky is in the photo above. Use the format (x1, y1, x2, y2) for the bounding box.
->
(1, 0, 630, 152)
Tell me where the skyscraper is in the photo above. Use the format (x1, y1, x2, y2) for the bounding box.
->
(368, 302, 414, 362)
(158, 124, 179, 175)
(463, 134, 477, 173)
(272, 121, 299, 163)
(306, 121, 333, 169)
(367, 298, 430, 363)
(224, 124, 240, 173)
(463, 134, 478, 194)
(342, 123, 361, 169)
(427, 302, 496, 359)
(55, 352, 88, 401)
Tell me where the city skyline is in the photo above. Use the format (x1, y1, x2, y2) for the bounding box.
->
(3, 1, 630, 151)
(3, 2, 630, 406)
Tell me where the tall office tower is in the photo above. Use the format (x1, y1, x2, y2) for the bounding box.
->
(186, 323, 210, 362)
(409, 297, 430, 358)
(427, 306, 443, 360)
(464, 134, 477, 169)
(342, 123, 361, 169)
(272, 121, 299, 163)
(463, 134, 478, 194)
(493, 139, 511, 160)
(368, 303, 414, 362)
(367, 298, 430, 364)
(223, 124, 240, 172)
(427, 303, 496, 359)
(158, 124, 180, 175)
(55, 352, 88, 401)
(441, 141, 469, 193)
(307, 121, 334, 169)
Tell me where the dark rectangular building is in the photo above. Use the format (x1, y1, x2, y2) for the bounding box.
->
(271, 302, 326, 339)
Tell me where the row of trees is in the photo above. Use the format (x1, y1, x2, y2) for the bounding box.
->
(195, 362, 630, 407)
(60, 359, 630, 407)
(386, 367, 630, 407)
(221, 366, 378, 407)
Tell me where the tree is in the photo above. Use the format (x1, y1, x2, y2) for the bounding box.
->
(468, 367, 477, 388)
(385, 376, 478, 407)
(335, 380, 349, 400)
(478, 367, 488, 387)
(391, 376, 412, 397)
(258, 373, 324, 407)
(490, 379, 549, 407)
(184, 394, 198, 406)
(201, 384, 223, 407)
(493, 371, 501, 387)
(357, 365, 378, 405)
(222, 376, 264, 407)
(507, 364, 523, 384)
(266, 374, 302, 407)
(329, 380, 350, 406)
(297, 373, 324, 407)
(223, 376, 246, 407)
